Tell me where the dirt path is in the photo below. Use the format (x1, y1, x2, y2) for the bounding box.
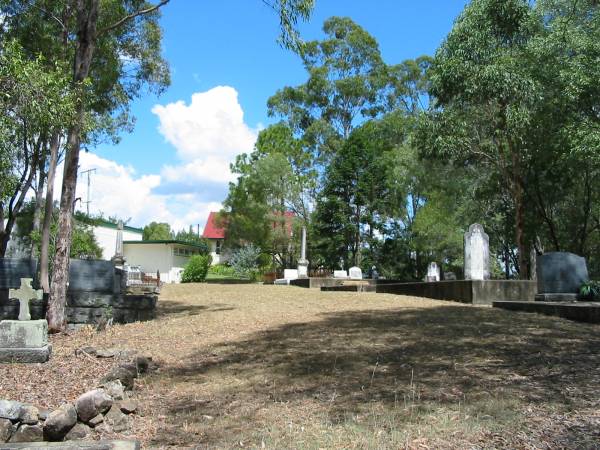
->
(3, 284, 600, 448)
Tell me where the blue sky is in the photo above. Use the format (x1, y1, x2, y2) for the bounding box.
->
(76, 0, 469, 231)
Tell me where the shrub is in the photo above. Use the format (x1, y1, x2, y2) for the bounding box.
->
(580, 280, 600, 301)
(208, 263, 237, 277)
(230, 244, 261, 279)
(181, 254, 212, 283)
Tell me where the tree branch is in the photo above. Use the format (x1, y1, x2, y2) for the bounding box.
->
(99, 0, 170, 35)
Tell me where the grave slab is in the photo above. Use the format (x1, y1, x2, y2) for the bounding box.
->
(0, 440, 139, 449)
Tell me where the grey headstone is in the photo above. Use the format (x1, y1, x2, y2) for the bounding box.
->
(0, 259, 37, 290)
(536, 252, 589, 294)
(68, 260, 116, 293)
(464, 224, 490, 280)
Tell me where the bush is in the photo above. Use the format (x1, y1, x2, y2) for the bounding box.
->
(181, 254, 212, 283)
(580, 280, 600, 301)
(208, 263, 237, 277)
(230, 244, 261, 279)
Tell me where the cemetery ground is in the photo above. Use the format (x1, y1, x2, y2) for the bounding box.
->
(2, 285, 600, 448)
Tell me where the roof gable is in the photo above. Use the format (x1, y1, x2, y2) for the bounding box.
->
(202, 212, 226, 239)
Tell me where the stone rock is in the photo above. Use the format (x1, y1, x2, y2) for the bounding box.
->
(76, 346, 97, 356)
(9, 423, 43, 442)
(101, 365, 137, 390)
(118, 400, 137, 415)
(104, 406, 129, 433)
(76, 389, 113, 423)
(18, 404, 39, 425)
(0, 400, 22, 421)
(88, 414, 104, 428)
(0, 418, 14, 442)
(102, 380, 126, 400)
(134, 355, 152, 374)
(43, 403, 77, 441)
(65, 422, 91, 440)
(37, 408, 50, 421)
(0, 319, 48, 348)
(96, 348, 119, 358)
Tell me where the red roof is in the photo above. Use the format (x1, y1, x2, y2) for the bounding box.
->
(202, 212, 226, 239)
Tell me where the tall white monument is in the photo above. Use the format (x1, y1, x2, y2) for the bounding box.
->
(297, 226, 308, 278)
(426, 262, 440, 282)
(464, 223, 490, 280)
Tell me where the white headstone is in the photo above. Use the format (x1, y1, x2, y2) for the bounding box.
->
(9, 278, 43, 321)
(349, 266, 362, 280)
(283, 269, 299, 280)
(464, 224, 490, 280)
(426, 262, 440, 282)
(333, 270, 348, 279)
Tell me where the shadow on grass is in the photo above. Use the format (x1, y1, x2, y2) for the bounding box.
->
(152, 305, 600, 447)
(156, 300, 235, 318)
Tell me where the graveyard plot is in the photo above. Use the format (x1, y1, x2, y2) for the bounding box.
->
(2, 284, 600, 448)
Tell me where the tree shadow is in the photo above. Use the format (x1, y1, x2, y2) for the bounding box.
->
(151, 305, 600, 447)
(156, 300, 235, 318)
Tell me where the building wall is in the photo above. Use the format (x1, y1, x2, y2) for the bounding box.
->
(207, 239, 227, 265)
(123, 243, 174, 282)
(93, 225, 143, 260)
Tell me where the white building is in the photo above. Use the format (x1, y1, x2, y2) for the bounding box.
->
(201, 211, 227, 265)
(92, 220, 143, 260)
(122, 240, 208, 283)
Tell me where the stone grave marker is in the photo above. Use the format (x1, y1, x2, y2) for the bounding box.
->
(333, 270, 348, 279)
(535, 252, 589, 302)
(8, 278, 43, 321)
(349, 267, 362, 280)
(464, 224, 490, 280)
(426, 262, 440, 282)
(0, 258, 37, 290)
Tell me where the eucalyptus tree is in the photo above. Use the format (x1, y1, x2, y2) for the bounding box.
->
(268, 16, 410, 170)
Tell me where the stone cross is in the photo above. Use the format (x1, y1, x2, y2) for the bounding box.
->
(9, 278, 43, 321)
(464, 223, 490, 280)
(297, 226, 308, 278)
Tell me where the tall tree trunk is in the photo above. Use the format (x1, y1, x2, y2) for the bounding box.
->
(30, 150, 48, 258)
(514, 175, 529, 280)
(40, 133, 60, 293)
(47, 0, 100, 332)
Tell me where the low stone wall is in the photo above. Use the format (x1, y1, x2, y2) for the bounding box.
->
(290, 278, 378, 289)
(0, 292, 157, 326)
(374, 280, 537, 305)
(494, 300, 600, 323)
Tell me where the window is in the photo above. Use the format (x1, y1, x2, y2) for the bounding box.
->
(216, 240, 222, 255)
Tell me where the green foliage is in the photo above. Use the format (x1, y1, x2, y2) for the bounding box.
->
(208, 263, 237, 277)
(181, 254, 212, 283)
(230, 244, 262, 280)
(143, 222, 173, 241)
(174, 228, 209, 253)
(580, 281, 600, 301)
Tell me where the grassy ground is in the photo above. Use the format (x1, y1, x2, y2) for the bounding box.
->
(3, 284, 600, 448)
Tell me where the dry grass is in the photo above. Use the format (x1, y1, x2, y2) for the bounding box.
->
(3, 284, 600, 449)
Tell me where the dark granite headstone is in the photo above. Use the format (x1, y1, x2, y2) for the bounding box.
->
(69, 259, 116, 293)
(0, 258, 37, 289)
(536, 252, 589, 294)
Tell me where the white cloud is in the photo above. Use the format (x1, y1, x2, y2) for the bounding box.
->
(51, 86, 258, 232)
(56, 152, 220, 232)
(152, 86, 257, 161)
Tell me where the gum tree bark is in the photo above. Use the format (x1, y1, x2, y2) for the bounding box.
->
(40, 132, 60, 293)
(47, 0, 100, 331)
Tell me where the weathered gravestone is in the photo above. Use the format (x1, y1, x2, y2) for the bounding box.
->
(426, 262, 440, 282)
(9, 278, 43, 321)
(1, 277, 50, 363)
(349, 267, 363, 280)
(68, 259, 117, 293)
(0, 259, 37, 290)
(464, 224, 490, 280)
(535, 252, 589, 302)
(333, 270, 348, 279)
